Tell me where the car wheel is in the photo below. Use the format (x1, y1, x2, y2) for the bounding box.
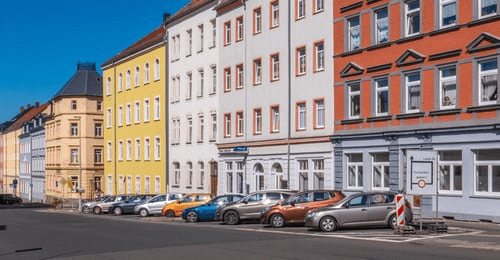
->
(166, 210, 175, 218)
(186, 211, 198, 223)
(113, 207, 123, 216)
(223, 210, 239, 225)
(82, 206, 90, 214)
(388, 214, 397, 229)
(319, 216, 337, 232)
(93, 207, 102, 215)
(139, 209, 149, 217)
(270, 214, 285, 228)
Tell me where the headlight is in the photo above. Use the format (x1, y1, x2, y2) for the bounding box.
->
(307, 211, 318, 218)
(261, 206, 272, 215)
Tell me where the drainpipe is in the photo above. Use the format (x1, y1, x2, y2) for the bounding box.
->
(286, 0, 292, 190)
(241, 0, 248, 195)
(113, 62, 117, 195)
(164, 25, 170, 193)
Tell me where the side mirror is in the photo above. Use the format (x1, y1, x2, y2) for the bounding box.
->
(344, 204, 350, 208)
(177, 201, 181, 204)
(242, 200, 248, 204)
(290, 201, 295, 207)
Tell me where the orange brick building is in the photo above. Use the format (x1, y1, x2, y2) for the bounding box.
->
(332, 0, 500, 222)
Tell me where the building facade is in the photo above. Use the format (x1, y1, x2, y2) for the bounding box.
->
(333, 0, 500, 222)
(164, 0, 220, 195)
(102, 27, 167, 195)
(216, 0, 334, 194)
(45, 63, 104, 201)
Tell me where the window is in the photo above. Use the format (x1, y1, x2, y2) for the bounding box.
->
(144, 99, 150, 122)
(314, 0, 324, 13)
(154, 177, 160, 193)
(347, 153, 363, 189)
(375, 78, 389, 115)
(187, 29, 192, 56)
(126, 103, 131, 124)
(374, 7, 389, 44)
(440, 0, 457, 28)
(185, 162, 193, 187)
(135, 66, 140, 86)
(70, 176, 79, 189)
(478, 59, 498, 105)
(144, 63, 150, 83)
(117, 106, 123, 126)
(210, 113, 217, 141)
(372, 153, 389, 189)
(271, 54, 280, 81)
(135, 139, 140, 160)
(144, 177, 150, 194)
(118, 140, 123, 161)
(186, 72, 192, 99)
(315, 99, 325, 128)
(251, 109, 261, 135)
(224, 21, 231, 45)
(271, 106, 280, 133)
(95, 123, 102, 137)
(224, 67, 231, 92)
(299, 160, 309, 191)
(144, 137, 150, 160)
(254, 58, 262, 84)
(475, 149, 500, 194)
(271, 1, 280, 28)
(187, 116, 193, 143)
(210, 19, 216, 48)
(125, 70, 131, 89)
(314, 41, 324, 71)
(198, 24, 204, 52)
(171, 34, 180, 61)
(107, 141, 112, 162)
(134, 101, 140, 123)
(118, 73, 123, 92)
(479, 0, 497, 18)
(297, 103, 306, 130)
(439, 66, 457, 109)
(236, 162, 244, 193)
(236, 16, 244, 41)
(171, 76, 179, 102)
(106, 77, 111, 95)
(254, 7, 262, 34)
(347, 16, 360, 51)
(297, 47, 306, 75)
(210, 65, 217, 94)
(313, 160, 324, 189)
(71, 100, 77, 110)
(198, 69, 204, 97)
(126, 140, 132, 161)
(154, 59, 160, 80)
(236, 111, 244, 136)
(405, 0, 420, 36)
(172, 118, 180, 145)
(405, 72, 421, 112)
(199, 162, 204, 187)
(198, 115, 204, 142)
(439, 150, 462, 192)
(127, 176, 132, 194)
(297, 0, 305, 19)
(71, 149, 79, 164)
(154, 96, 160, 120)
(70, 123, 78, 136)
(94, 149, 103, 164)
(224, 113, 231, 137)
(236, 64, 244, 89)
(174, 162, 180, 186)
(97, 101, 102, 112)
(135, 176, 140, 194)
(154, 137, 161, 160)
(227, 162, 233, 193)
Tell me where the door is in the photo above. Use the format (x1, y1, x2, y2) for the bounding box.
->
(150, 195, 166, 214)
(239, 193, 264, 219)
(366, 193, 395, 225)
(210, 162, 218, 196)
(285, 192, 312, 222)
(339, 194, 369, 226)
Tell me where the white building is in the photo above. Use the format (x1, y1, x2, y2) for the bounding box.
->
(215, 0, 334, 194)
(164, 0, 220, 195)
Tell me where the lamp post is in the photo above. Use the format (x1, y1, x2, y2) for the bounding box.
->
(74, 116, 82, 212)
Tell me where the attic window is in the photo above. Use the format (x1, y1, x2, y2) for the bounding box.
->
(71, 100, 77, 110)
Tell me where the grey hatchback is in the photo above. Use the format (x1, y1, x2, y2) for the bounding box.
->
(304, 192, 412, 232)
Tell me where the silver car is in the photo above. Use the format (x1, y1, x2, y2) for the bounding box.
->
(81, 196, 109, 214)
(134, 193, 183, 217)
(215, 190, 294, 225)
(304, 192, 413, 232)
(92, 195, 130, 214)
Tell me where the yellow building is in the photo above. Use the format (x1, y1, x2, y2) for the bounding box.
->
(45, 62, 104, 201)
(101, 26, 167, 195)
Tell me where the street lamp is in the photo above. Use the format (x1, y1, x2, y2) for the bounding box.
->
(74, 116, 82, 212)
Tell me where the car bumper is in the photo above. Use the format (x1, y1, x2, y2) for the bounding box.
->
(304, 216, 318, 228)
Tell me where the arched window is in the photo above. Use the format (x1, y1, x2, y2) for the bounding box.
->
(254, 163, 264, 191)
(144, 63, 150, 83)
(126, 70, 131, 89)
(118, 73, 123, 92)
(272, 163, 287, 189)
(106, 77, 111, 95)
(154, 59, 160, 80)
(135, 66, 140, 86)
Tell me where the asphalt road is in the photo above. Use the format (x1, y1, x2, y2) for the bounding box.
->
(1, 208, 499, 260)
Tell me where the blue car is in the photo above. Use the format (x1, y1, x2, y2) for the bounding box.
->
(182, 194, 244, 222)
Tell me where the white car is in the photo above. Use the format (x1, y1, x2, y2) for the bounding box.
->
(134, 193, 183, 217)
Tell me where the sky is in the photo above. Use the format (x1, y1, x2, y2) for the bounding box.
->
(0, 0, 190, 123)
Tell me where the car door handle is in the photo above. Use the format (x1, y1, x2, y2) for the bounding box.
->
(387, 207, 395, 210)
(361, 208, 367, 211)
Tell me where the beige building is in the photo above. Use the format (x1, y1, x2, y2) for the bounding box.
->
(45, 62, 104, 201)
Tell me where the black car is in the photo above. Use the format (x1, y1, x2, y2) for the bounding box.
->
(0, 194, 23, 205)
(108, 194, 154, 215)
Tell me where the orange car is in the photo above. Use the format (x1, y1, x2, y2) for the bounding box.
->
(261, 190, 344, 228)
(161, 193, 212, 217)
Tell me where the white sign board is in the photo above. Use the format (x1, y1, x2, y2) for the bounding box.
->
(406, 150, 438, 195)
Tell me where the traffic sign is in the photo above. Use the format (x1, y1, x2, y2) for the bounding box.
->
(68, 181, 74, 188)
(233, 146, 248, 152)
(406, 150, 438, 195)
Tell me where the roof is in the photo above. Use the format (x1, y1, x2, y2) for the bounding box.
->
(3, 103, 49, 133)
(101, 26, 166, 68)
(164, 0, 216, 26)
(53, 62, 102, 99)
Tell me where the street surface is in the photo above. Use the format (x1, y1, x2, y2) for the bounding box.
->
(1, 208, 499, 259)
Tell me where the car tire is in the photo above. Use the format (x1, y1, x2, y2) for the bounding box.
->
(139, 209, 149, 217)
(319, 216, 337, 232)
(223, 210, 239, 225)
(388, 214, 397, 229)
(186, 211, 199, 223)
(113, 207, 123, 216)
(82, 206, 90, 214)
(270, 214, 285, 228)
(93, 207, 102, 215)
(166, 210, 175, 218)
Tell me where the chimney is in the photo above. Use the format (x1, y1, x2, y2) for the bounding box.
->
(26, 104, 32, 110)
(35, 102, 40, 107)
(20, 106, 25, 113)
(163, 12, 171, 22)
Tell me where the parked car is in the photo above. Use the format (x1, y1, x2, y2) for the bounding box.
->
(108, 194, 154, 215)
(134, 193, 183, 217)
(92, 195, 130, 214)
(181, 194, 244, 222)
(304, 192, 413, 232)
(0, 194, 22, 205)
(261, 190, 345, 228)
(216, 190, 295, 225)
(81, 196, 109, 214)
(162, 193, 212, 217)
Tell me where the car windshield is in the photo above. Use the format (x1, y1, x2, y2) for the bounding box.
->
(104, 197, 116, 202)
(209, 196, 230, 205)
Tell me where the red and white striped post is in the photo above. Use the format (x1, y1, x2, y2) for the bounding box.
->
(396, 194, 405, 227)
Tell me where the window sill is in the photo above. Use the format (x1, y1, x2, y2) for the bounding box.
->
(197, 140, 204, 144)
(395, 112, 424, 119)
(467, 104, 500, 113)
(313, 126, 325, 130)
(467, 14, 500, 27)
(396, 34, 424, 44)
(313, 9, 324, 15)
(366, 115, 392, 122)
(340, 118, 363, 125)
(313, 68, 325, 73)
(366, 42, 392, 51)
(253, 82, 262, 86)
(186, 186, 192, 189)
(209, 92, 216, 96)
(339, 49, 363, 57)
(470, 194, 500, 199)
(209, 45, 216, 50)
(296, 73, 306, 77)
(209, 139, 216, 143)
(171, 185, 180, 188)
(197, 187, 204, 190)
(270, 78, 280, 82)
(340, 1, 363, 13)
(236, 86, 244, 90)
(186, 141, 192, 145)
(186, 53, 192, 58)
(436, 192, 463, 197)
(429, 25, 461, 36)
(429, 108, 462, 116)
(144, 81, 150, 86)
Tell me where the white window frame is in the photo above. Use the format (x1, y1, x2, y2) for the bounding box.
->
(106, 141, 112, 162)
(315, 42, 325, 71)
(372, 153, 390, 190)
(135, 66, 140, 86)
(438, 150, 463, 194)
(298, 103, 306, 130)
(236, 64, 244, 89)
(474, 149, 500, 195)
(186, 29, 192, 56)
(478, 0, 498, 18)
(118, 73, 123, 92)
(126, 139, 132, 161)
(272, 106, 280, 132)
(254, 8, 262, 34)
(144, 137, 150, 160)
(118, 105, 123, 126)
(118, 140, 123, 161)
(224, 114, 231, 137)
(405, 72, 422, 113)
(349, 83, 361, 119)
(144, 98, 150, 122)
(299, 160, 309, 191)
(144, 63, 150, 84)
(297, 0, 306, 19)
(210, 19, 216, 48)
(106, 77, 111, 95)
(297, 47, 306, 75)
(236, 16, 244, 41)
(174, 162, 181, 186)
(144, 176, 150, 194)
(198, 69, 204, 97)
(315, 100, 325, 128)
(313, 159, 324, 190)
(134, 101, 140, 123)
(236, 112, 244, 136)
(126, 103, 131, 125)
(439, 0, 457, 28)
(154, 96, 160, 120)
(154, 59, 160, 81)
(106, 108, 112, 128)
(271, 1, 280, 27)
(439, 66, 457, 109)
(254, 59, 262, 84)
(478, 58, 498, 106)
(135, 138, 141, 161)
(210, 113, 217, 141)
(347, 153, 363, 190)
(374, 7, 389, 44)
(127, 176, 132, 194)
(224, 21, 231, 45)
(405, 0, 421, 37)
(315, 0, 324, 12)
(126, 70, 131, 89)
(155, 177, 160, 194)
(154, 136, 161, 160)
(198, 114, 204, 142)
(135, 176, 141, 194)
(187, 116, 193, 143)
(347, 15, 360, 51)
(199, 162, 205, 187)
(255, 109, 262, 134)
(271, 54, 280, 80)
(210, 65, 217, 94)
(375, 78, 389, 116)
(187, 162, 193, 187)
(198, 24, 204, 52)
(186, 72, 193, 99)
